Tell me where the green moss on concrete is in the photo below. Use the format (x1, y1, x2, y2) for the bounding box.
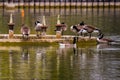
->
(77, 39, 97, 47)
(0, 42, 58, 47)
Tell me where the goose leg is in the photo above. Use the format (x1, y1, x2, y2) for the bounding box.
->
(22, 34, 24, 39)
(80, 32, 83, 36)
(61, 31, 63, 35)
(89, 33, 91, 39)
(36, 31, 39, 37)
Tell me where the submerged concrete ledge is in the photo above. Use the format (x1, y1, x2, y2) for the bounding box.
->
(0, 34, 96, 43)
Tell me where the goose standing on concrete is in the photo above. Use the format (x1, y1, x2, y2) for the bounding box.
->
(21, 24, 30, 39)
(70, 25, 86, 36)
(35, 21, 43, 37)
(35, 16, 48, 37)
(55, 15, 67, 35)
(71, 21, 102, 38)
(81, 25, 102, 38)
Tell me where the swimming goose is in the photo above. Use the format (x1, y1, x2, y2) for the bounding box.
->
(97, 34, 115, 44)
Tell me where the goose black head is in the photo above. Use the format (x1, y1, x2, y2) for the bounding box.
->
(70, 25, 76, 30)
(80, 21, 85, 26)
(73, 25, 79, 32)
(98, 34, 104, 39)
(61, 22, 65, 24)
(71, 25, 77, 29)
(70, 25, 80, 33)
(35, 21, 40, 25)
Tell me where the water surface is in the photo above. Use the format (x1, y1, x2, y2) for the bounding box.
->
(0, 8, 120, 36)
(0, 44, 120, 80)
(0, 8, 120, 80)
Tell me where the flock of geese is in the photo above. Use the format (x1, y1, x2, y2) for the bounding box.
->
(20, 15, 117, 47)
(70, 21, 116, 44)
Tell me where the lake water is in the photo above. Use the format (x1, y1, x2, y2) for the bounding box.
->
(0, 45, 120, 80)
(0, 8, 120, 80)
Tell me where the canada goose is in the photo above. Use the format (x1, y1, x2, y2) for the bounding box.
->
(97, 34, 115, 44)
(34, 21, 42, 37)
(35, 16, 48, 37)
(70, 25, 88, 36)
(55, 15, 67, 35)
(70, 22, 101, 38)
(81, 25, 101, 38)
(21, 24, 30, 39)
(55, 22, 67, 32)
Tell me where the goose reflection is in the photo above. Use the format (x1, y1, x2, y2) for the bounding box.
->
(96, 43, 120, 52)
(35, 48, 46, 60)
(72, 47, 78, 56)
(21, 47, 29, 60)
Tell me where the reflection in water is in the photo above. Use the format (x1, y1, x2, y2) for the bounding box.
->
(73, 46, 78, 55)
(0, 5, 119, 80)
(35, 47, 46, 60)
(21, 47, 29, 60)
(0, 45, 120, 80)
(96, 43, 120, 51)
(0, 8, 119, 35)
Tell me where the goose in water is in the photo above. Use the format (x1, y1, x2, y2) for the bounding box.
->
(97, 34, 116, 44)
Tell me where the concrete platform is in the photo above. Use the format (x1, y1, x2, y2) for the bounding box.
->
(0, 34, 97, 43)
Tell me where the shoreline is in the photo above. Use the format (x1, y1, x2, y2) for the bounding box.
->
(0, 2, 120, 9)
